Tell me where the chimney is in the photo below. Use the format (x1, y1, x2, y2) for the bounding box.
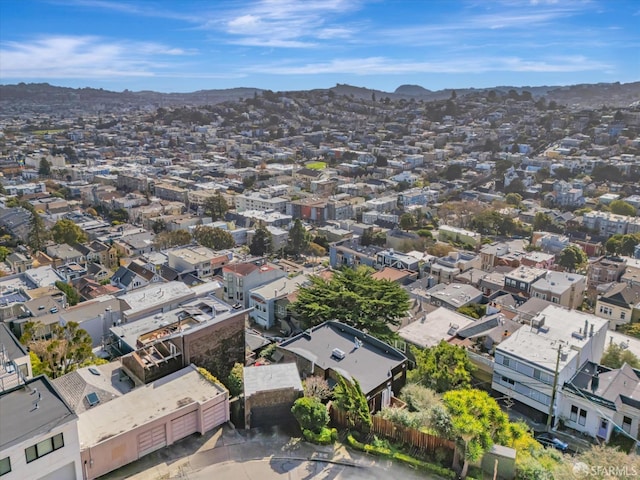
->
(589, 323, 594, 338)
(591, 372, 599, 392)
(584, 320, 588, 336)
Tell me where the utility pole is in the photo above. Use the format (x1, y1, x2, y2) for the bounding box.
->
(546, 343, 562, 432)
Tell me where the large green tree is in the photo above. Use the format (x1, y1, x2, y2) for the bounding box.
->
(193, 225, 235, 250)
(609, 200, 636, 216)
(20, 321, 101, 378)
(153, 229, 192, 250)
(203, 193, 228, 221)
(291, 266, 410, 341)
(408, 341, 475, 393)
(399, 212, 416, 231)
(443, 389, 511, 479)
(55, 281, 80, 306)
(600, 343, 640, 369)
(287, 219, 309, 258)
(51, 219, 88, 245)
(38, 158, 51, 176)
(249, 227, 272, 256)
(27, 210, 50, 252)
(557, 245, 588, 272)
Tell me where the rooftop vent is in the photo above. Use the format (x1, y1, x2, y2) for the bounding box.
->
(331, 348, 346, 360)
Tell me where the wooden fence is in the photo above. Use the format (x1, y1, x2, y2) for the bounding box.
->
(329, 405, 455, 456)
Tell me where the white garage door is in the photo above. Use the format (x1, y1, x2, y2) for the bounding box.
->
(137, 424, 167, 458)
(171, 411, 198, 441)
(39, 462, 77, 480)
(203, 403, 227, 431)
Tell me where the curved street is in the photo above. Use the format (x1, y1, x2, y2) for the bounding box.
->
(98, 424, 442, 480)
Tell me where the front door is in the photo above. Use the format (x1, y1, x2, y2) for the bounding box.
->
(597, 418, 608, 439)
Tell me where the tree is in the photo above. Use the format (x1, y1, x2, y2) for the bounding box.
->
(505, 193, 522, 207)
(291, 266, 410, 341)
(193, 226, 235, 250)
(249, 227, 272, 256)
(20, 321, 99, 378)
(605, 235, 622, 255)
(109, 208, 129, 223)
(532, 212, 554, 232)
(291, 397, 329, 434)
(444, 164, 463, 181)
(0, 246, 10, 262)
(443, 389, 511, 479)
(203, 193, 228, 221)
(609, 199, 636, 216)
(287, 219, 309, 258)
(27, 210, 50, 252)
(504, 178, 525, 194)
(333, 373, 372, 432)
(51, 219, 88, 245)
(557, 245, 588, 272)
(38, 158, 51, 176)
(600, 343, 640, 369)
(408, 341, 475, 393)
(553, 445, 638, 479)
(225, 362, 244, 398)
(592, 164, 621, 182)
(535, 167, 550, 183)
(399, 212, 416, 231)
(553, 167, 572, 181)
(55, 281, 80, 306)
(303, 376, 332, 401)
(154, 229, 192, 250)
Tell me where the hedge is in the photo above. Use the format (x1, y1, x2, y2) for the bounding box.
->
(303, 427, 338, 445)
(346, 434, 456, 479)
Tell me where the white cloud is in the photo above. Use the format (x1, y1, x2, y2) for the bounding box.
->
(247, 55, 612, 76)
(0, 35, 192, 78)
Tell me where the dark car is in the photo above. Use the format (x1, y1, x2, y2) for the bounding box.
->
(535, 432, 569, 452)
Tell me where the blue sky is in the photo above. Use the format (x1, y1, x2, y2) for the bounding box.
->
(1, 0, 639, 93)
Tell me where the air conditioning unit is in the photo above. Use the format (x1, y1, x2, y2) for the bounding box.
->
(332, 348, 346, 360)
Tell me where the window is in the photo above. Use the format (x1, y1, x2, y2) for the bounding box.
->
(501, 376, 515, 386)
(25, 433, 64, 463)
(0, 457, 10, 476)
(570, 406, 588, 426)
(599, 305, 612, 316)
(551, 296, 559, 304)
(620, 311, 626, 320)
(623, 416, 632, 434)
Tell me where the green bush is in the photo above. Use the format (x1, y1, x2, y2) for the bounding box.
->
(346, 434, 456, 479)
(302, 427, 337, 445)
(291, 397, 329, 433)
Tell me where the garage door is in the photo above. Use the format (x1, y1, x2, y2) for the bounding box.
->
(203, 403, 227, 431)
(137, 425, 167, 458)
(250, 404, 295, 429)
(172, 411, 198, 441)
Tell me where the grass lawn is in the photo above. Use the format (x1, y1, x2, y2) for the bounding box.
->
(306, 161, 326, 170)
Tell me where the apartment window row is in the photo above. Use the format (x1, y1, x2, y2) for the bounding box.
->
(495, 353, 553, 384)
(25, 433, 64, 464)
(570, 405, 587, 426)
(493, 373, 551, 406)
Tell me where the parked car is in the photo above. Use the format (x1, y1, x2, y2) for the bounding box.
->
(535, 432, 569, 452)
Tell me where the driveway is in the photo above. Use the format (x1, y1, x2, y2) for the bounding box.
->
(98, 424, 443, 480)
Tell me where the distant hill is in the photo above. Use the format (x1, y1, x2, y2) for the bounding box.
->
(1, 80, 639, 110)
(395, 84, 432, 95)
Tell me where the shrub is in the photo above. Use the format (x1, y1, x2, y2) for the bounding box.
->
(291, 397, 329, 433)
(302, 427, 337, 445)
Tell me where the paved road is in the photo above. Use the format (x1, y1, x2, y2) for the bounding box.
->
(99, 425, 441, 480)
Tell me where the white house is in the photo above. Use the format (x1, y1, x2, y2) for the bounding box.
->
(0, 376, 82, 480)
(492, 305, 608, 423)
(249, 275, 309, 329)
(559, 361, 640, 443)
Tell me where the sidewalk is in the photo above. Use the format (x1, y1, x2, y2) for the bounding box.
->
(99, 424, 386, 480)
